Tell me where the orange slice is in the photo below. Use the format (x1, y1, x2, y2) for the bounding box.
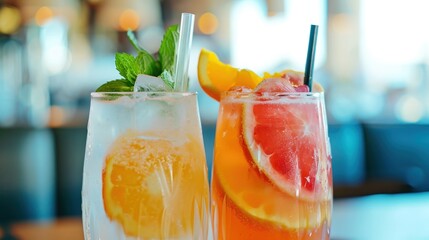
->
(102, 130, 208, 238)
(242, 78, 331, 201)
(197, 48, 262, 101)
(214, 154, 330, 230)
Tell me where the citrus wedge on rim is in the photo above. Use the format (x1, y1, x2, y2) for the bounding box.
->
(198, 48, 262, 101)
(241, 78, 331, 201)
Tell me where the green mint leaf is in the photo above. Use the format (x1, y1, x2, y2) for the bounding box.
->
(127, 30, 143, 52)
(115, 53, 139, 83)
(159, 70, 175, 89)
(136, 50, 161, 76)
(159, 25, 178, 73)
(155, 60, 162, 73)
(95, 79, 133, 92)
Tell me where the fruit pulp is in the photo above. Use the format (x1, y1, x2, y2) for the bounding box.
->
(211, 92, 332, 240)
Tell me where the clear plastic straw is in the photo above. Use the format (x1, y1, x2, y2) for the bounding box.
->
(174, 13, 195, 92)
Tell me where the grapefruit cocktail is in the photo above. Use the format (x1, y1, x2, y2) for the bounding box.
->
(198, 49, 332, 240)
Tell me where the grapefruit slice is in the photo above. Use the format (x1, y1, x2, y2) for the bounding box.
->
(242, 78, 331, 201)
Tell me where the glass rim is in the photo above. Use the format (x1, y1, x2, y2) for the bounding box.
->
(220, 90, 324, 100)
(91, 91, 197, 98)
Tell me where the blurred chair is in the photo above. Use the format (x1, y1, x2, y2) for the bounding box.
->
(363, 124, 429, 192)
(0, 128, 56, 222)
(329, 123, 366, 186)
(53, 127, 87, 217)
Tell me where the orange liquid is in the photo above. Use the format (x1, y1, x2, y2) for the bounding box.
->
(102, 131, 210, 239)
(211, 100, 332, 240)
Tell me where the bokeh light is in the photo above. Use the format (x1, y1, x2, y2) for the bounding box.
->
(40, 19, 70, 74)
(0, 5, 21, 34)
(119, 9, 139, 31)
(198, 12, 218, 35)
(395, 95, 424, 123)
(48, 106, 66, 127)
(35, 6, 54, 26)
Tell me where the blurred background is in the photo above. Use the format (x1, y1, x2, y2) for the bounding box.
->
(1, 0, 429, 127)
(0, 0, 429, 224)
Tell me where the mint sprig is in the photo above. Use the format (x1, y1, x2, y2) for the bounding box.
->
(96, 25, 178, 92)
(159, 25, 179, 74)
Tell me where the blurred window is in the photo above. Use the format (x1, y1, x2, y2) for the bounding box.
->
(230, 0, 327, 73)
(360, 0, 429, 123)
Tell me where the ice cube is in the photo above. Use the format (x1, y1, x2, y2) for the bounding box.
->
(228, 86, 252, 93)
(134, 74, 173, 92)
(255, 78, 296, 93)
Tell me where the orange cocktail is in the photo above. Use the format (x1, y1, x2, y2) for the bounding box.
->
(83, 14, 212, 239)
(82, 92, 211, 240)
(197, 48, 332, 239)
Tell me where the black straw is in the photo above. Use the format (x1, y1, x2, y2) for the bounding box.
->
(304, 24, 319, 91)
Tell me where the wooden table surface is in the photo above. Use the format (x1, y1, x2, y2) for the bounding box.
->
(1, 192, 429, 240)
(0, 218, 83, 240)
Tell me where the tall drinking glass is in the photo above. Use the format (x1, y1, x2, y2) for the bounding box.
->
(82, 92, 211, 239)
(211, 91, 332, 240)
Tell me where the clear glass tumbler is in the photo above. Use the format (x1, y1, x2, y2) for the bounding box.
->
(211, 91, 332, 240)
(82, 92, 211, 240)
